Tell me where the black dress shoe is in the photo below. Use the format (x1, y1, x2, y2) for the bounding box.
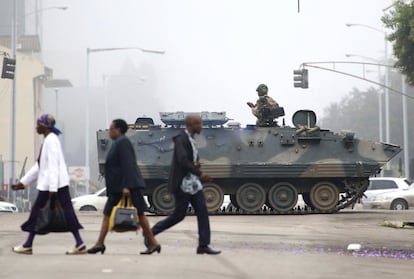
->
(197, 245, 221, 255)
(87, 245, 106, 254)
(140, 244, 161, 255)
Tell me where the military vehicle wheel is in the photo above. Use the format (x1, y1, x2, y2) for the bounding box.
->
(230, 194, 239, 208)
(302, 193, 315, 209)
(203, 183, 224, 213)
(267, 183, 298, 212)
(310, 182, 339, 212)
(152, 184, 175, 214)
(236, 183, 266, 212)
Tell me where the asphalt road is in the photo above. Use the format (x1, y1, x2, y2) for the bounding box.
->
(1, 210, 414, 278)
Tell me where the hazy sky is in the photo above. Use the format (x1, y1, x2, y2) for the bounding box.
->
(39, 0, 393, 127)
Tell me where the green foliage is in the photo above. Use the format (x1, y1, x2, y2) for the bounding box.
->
(382, 1, 414, 85)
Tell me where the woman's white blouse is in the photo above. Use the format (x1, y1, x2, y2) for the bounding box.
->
(20, 133, 70, 192)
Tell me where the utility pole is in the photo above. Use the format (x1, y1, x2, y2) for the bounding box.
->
(384, 36, 391, 171)
(9, 0, 17, 200)
(402, 77, 409, 178)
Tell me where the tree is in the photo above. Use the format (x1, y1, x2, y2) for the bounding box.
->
(382, 0, 414, 85)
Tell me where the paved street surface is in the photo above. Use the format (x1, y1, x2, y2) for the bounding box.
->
(1, 210, 414, 278)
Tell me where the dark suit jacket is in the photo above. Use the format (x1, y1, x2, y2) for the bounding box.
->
(105, 135, 146, 195)
(168, 130, 202, 193)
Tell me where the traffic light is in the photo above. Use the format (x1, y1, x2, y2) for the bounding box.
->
(1, 57, 16, 79)
(293, 68, 309, 89)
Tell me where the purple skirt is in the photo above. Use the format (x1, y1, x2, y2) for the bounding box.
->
(21, 186, 83, 233)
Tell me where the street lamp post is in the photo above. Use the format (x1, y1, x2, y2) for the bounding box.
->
(85, 47, 165, 173)
(26, 6, 68, 16)
(54, 88, 59, 116)
(25, 6, 69, 46)
(19, 6, 69, 53)
(345, 54, 383, 143)
(44, 79, 73, 119)
(402, 77, 409, 177)
(346, 23, 391, 171)
(102, 74, 146, 128)
(9, 0, 17, 201)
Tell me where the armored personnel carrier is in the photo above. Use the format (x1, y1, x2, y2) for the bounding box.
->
(96, 110, 401, 214)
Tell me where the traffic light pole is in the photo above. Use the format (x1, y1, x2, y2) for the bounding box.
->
(8, 0, 17, 201)
(299, 61, 413, 100)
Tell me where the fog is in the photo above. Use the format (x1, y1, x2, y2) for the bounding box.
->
(38, 0, 392, 180)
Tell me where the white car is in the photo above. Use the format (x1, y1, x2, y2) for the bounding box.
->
(72, 188, 153, 212)
(0, 201, 19, 213)
(361, 177, 411, 209)
(71, 188, 108, 211)
(369, 186, 414, 210)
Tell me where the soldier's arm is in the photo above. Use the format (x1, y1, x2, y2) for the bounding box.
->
(251, 106, 259, 117)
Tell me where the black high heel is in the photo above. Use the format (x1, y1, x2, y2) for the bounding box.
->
(140, 244, 161, 255)
(87, 244, 106, 254)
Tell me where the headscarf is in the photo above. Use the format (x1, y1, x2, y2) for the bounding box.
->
(37, 114, 62, 135)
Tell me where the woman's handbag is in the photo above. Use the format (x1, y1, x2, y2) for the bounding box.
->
(109, 196, 138, 233)
(35, 196, 69, 235)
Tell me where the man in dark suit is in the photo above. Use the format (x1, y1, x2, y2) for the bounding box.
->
(149, 113, 221, 255)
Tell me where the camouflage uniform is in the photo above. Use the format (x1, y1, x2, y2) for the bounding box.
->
(248, 84, 279, 126)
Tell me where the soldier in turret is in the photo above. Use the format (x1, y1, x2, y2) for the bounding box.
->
(247, 84, 281, 126)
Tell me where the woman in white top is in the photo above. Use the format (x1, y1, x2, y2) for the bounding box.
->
(11, 114, 86, 255)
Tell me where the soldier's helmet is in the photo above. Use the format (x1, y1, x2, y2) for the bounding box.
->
(256, 84, 268, 96)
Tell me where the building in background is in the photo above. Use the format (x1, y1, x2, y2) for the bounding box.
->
(0, 44, 47, 200)
(0, 0, 49, 204)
